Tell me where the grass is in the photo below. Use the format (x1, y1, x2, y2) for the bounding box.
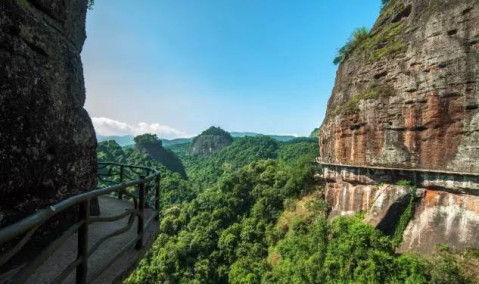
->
(328, 84, 395, 118)
(377, 0, 405, 25)
(361, 21, 407, 61)
(333, 0, 407, 65)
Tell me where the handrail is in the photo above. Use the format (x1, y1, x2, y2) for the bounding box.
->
(0, 162, 161, 284)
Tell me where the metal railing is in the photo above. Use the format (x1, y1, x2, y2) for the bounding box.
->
(0, 162, 160, 283)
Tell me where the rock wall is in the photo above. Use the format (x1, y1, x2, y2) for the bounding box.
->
(0, 0, 97, 228)
(320, 0, 479, 172)
(400, 189, 479, 254)
(319, 0, 479, 254)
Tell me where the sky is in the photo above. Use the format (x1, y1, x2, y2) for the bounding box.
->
(83, 0, 381, 139)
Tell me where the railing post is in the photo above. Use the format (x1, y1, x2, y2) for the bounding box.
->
(155, 174, 160, 220)
(118, 165, 124, 200)
(136, 176, 145, 250)
(77, 200, 90, 284)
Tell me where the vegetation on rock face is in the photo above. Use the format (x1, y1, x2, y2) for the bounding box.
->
(333, 27, 369, 65)
(361, 21, 406, 61)
(333, 0, 407, 65)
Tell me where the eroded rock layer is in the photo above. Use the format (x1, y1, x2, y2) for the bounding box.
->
(0, 0, 97, 228)
(320, 0, 479, 172)
(400, 189, 479, 254)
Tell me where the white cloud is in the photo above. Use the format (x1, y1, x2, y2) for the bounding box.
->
(92, 117, 187, 139)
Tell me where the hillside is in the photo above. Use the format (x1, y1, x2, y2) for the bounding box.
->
(124, 131, 477, 283)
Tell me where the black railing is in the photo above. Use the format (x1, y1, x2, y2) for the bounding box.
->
(0, 162, 160, 283)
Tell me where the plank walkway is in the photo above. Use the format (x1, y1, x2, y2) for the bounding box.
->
(0, 196, 159, 283)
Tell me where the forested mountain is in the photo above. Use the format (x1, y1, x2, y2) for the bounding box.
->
(189, 127, 234, 157)
(97, 130, 475, 283)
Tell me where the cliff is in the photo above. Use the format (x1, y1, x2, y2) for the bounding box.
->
(320, 0, 479, 172)
(189, 126, 233, 157)
(0, 0, 97, 229)
(319, 0, 479, 254)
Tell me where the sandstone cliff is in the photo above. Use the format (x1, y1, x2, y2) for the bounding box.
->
(319, 0, 479, 254)
(320, 0, 479, 172)
(0, 0, 97, 228)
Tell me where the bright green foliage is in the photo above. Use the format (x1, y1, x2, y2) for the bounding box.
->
(333, 27, 369, 65)
(126, 158, 317, 283)
(97, 139, 193, 208)
(183, 136, 281, 191)
(119, 133, 474, 283)
(97, 140, 128, 164)
(278, 138, 318, 165)
(309, 128, 319, 139)
(268, 215, 430, 284)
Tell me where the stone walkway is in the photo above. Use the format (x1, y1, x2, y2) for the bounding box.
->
(1, 196, 159, 283)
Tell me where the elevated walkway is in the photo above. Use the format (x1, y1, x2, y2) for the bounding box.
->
(1, 197, 158, 283)
(0, 163, 161, 283)
(317, 159, 479, 192)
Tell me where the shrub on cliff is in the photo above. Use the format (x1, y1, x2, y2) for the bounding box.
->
(333, 27, 369, 65)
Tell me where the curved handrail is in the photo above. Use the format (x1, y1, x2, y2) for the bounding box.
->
(0, 162, 161, 283)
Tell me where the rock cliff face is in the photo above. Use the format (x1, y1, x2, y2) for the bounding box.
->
(189, 127, 233, 157)
(320, 0, 479, 172)
(0, 0, 97, 228)
(319, 0, 479, 254)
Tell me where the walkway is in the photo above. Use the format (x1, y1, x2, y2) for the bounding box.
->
(317, 159, 479, 191)
(0, 196, 159, 283)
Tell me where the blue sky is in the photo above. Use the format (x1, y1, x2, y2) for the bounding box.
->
(83, 0, 381, 138)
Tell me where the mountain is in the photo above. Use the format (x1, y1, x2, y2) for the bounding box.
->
(189, 126, 233, 157)
(230, 131, 297, 142)
(162, 138, 193, 147)
(97, 135, 134, 146)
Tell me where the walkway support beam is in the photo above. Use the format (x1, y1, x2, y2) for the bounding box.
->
(77, 200, 90, 284)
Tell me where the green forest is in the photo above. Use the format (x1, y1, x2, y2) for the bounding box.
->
(96, 130, 476, 284)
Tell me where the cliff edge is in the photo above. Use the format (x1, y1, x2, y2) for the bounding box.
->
(0, 0, 97, 230)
